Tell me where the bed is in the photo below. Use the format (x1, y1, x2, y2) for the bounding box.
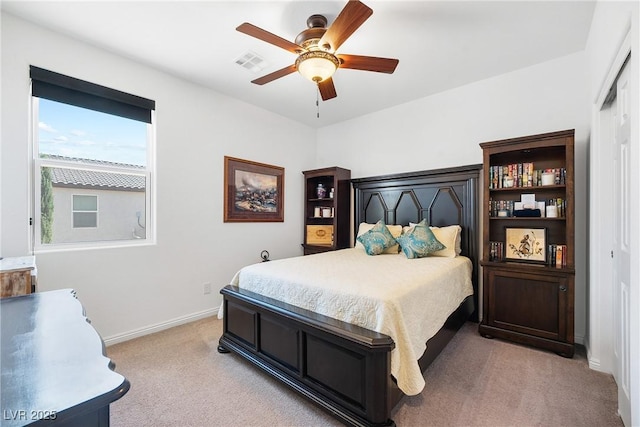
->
(217, 164, 481, 426)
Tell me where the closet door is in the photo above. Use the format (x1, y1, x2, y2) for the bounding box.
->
(612, 59, 631, 427)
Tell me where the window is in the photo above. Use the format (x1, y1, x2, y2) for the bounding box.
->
(72, 195, 98, 228)
(31, 66, 155, 249)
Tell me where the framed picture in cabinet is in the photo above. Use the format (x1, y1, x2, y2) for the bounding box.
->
(224, 156, 284, 222)
(505, 227, 546, 263)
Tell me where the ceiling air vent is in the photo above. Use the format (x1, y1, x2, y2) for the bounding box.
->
(235, 51, 268, 73)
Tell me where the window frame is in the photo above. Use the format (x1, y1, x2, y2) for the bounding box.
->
(72, 194, 99, 229)
(30, 70, 156, 253)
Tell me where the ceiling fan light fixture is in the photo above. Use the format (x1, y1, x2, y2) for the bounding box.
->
(295, 51, 339, 83)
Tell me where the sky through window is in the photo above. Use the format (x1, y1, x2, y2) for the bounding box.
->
(38, 98, 147, 166)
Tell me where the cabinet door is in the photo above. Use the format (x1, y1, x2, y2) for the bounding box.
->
(485, 268, 568, 341)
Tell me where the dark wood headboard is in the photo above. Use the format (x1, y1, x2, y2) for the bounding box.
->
(352, 164, 482, 321)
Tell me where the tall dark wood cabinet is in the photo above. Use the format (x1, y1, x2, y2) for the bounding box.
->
(478, 129, 575, 357)
(302, 167, 351, 255)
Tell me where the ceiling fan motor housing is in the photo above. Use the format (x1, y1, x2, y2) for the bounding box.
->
(295, 14, 329, 50)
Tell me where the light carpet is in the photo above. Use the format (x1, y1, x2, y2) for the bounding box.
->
(108, 317, 622, 427)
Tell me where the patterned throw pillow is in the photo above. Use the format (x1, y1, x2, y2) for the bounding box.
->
(356, 222, 403, 254)
(407, 219, 459, 257)
(396, 223, 446, 259)
(356, 220, 397, 255)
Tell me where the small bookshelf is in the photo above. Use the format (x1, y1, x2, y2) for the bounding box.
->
(302, 167, 350, 255)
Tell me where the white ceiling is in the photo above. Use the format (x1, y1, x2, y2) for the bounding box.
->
(2, 1, 596, 128)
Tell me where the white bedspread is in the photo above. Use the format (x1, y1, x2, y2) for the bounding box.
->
(219, 248, 473, 395)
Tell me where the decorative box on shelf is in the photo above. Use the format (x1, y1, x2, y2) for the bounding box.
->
(306, 225, 333, 245)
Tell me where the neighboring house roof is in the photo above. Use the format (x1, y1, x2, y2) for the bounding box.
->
(43, 155, 145, 191)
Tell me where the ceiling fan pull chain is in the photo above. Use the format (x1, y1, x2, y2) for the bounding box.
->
(316, 84, 320, 118)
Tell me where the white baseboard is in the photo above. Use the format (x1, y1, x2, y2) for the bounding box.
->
(104, 305, 220, 346)
(585, 339, 610, 373)
(588, 358, 604, 372)
(587, 348, 605, 372)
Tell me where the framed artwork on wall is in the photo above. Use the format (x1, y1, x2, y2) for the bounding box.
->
(505, 227, 546, 263)
(224, 156, 284, 222)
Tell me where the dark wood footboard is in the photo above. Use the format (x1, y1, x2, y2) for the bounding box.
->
(219, 285, 474, 427)
(219, 285, 396, 427)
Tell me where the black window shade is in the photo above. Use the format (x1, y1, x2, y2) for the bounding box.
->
(30, 66, 155, 124)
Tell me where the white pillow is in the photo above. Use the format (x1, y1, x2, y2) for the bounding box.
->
(355, 222, 403, 254)
(408, 223, 462, 257)
(429, 225, 462, 257)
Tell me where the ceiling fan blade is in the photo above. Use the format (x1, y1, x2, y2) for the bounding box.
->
(318, 78, 337, 101)
(319, 0, 373, 52)
(237, 23, 302, 54)
(338, 54, 399, 74)
(251, 64, 297, 85)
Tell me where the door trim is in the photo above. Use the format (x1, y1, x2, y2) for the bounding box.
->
(588, 30, 631, 373)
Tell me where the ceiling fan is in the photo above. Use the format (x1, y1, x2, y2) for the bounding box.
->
(236, 0, 399, 101)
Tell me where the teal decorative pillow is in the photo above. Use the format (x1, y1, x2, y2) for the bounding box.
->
(409, 218, 428, 228)
(396, 223, 446, 259)
(356, 220, 397, 255)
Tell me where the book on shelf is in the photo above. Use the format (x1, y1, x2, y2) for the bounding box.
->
(489, 241, 505, 261)
(547, 244, 567, 267)
(489, 163, 566, 189)
(556, 245, 563, 268)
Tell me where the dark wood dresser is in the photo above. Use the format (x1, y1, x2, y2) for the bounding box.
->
(1, 289, 129, 426)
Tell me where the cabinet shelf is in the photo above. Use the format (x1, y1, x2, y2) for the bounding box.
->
(480, 260, 575, 275)
(308, 198, 335, 203)
(489, 217, 566, 221)
(489, 185, 565, 192)
(479, 129, 575, 357)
